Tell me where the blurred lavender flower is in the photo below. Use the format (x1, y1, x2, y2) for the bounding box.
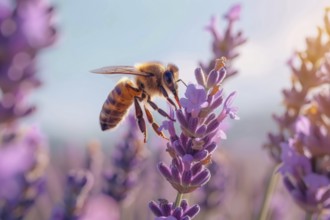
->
(80, 194, 119, 220)
(152, 59, 238, 219)
(265, 8, 330, 218)
(50, 170, 94, 220)
(0, 125, 48, 220)
(149, 199, 200, 220)
(103, 115, 145, 202)
(0, 0, 56, 219)
(265, 9, 330, 163)
(0, 0, 56, 124)
(279, 115, 330, 214)
(200, 4, 247, 81)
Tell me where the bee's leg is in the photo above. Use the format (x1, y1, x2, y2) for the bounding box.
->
(144, 105, 169, 140)
(146, 96, 175, 121)
(134, 97, 147, 143)
(159, 85, 178, 110)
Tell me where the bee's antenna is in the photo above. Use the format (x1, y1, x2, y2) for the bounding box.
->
(176, 79, 187, 87)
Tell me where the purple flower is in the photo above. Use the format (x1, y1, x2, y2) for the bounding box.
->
(200, 4, 247, 80)
(279, 140, 311, 177)
(50, 170, 94, 220)
(280, 140, 330, 212)
(0, 0, 56, 219)
(180, 84, 208, 117)
(149, 199, 200, 220)
(158, 156, 211, 194)
(150, 60, 237, 219)
(279, 118, 330, 213)
(18, 0, 57, 48)
(0, 125, 48, 220)
(224, 4, 241, 21)
(315, 89, 330, 118)
(265, 9, 330, 164)
(0, 0, 56, 123)
(103, 115, 145, 202)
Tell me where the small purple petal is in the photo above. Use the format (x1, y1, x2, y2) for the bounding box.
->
(182, 170, 192, 185)
(158, 163, 172, 180)
(149, 201, 163, 216)
(193, 150, 208, 161)
(188, 117, 198, 132)
(181, 200, 188, 211)
(206, 70, 218, 88)
(172, 207, 183, 219)
(210, 95, 223, 109)
(216, 67, 227, 84)
(171, 166, 181, 183)
(195, 68, 206, 86)
(204, 113, 216, 124)
(191, 169, 211, 186)
(184, 205, 200, 218)
(196, 125, 206, 136)
(182, 154, 194, 170)
(191, 163, 203, 175)
(162, 203, 172, 216)
(176, 110, 188, 128)
(224, 4, 241, 21)
(205, 142, 217, 154)
(174, 141, 185, 156)
(206, 119, 220, 134)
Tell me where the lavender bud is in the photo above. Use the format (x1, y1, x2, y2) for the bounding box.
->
(195, 68, 206, 87)
(206, 70, 219, 88)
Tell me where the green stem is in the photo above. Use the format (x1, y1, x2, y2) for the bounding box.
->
(174, 192, 183, 207)
(305, 212, 313, 220)
(256, 165, 280, 220)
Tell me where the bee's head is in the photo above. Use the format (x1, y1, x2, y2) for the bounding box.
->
(163, 64, 181, 108)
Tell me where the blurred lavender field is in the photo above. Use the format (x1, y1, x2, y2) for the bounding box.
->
(1, 0, 330, 220)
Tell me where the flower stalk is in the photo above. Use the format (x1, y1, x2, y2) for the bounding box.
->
(174, 193, 184, 208)
(256, 165, 280, 220)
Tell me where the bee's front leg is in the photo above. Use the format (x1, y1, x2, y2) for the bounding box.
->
(134, 97, 147, 143)
(159, 85, 178, 110)
(146, 95, 175, 121)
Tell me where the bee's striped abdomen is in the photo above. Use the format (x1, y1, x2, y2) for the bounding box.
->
(100, 79, 139, 130)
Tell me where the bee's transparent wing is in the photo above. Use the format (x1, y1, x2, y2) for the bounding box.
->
(91, 66, 153, 77)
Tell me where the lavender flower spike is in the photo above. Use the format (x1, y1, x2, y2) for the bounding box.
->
(269, 8, 330, 217)
(103, 115, 145, 202)
(50, 170, 94, 220)
(151, 59, 238, 219)
(149, 199, 200, 220)
(265, 8, 330, 163)
(0, 0, 57, 123)
(200, 4, 247, 81)
(0, 126, 48, 220)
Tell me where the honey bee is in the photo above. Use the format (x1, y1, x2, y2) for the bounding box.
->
(91, 62, 181, 142)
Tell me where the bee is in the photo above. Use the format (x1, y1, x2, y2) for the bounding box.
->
(91, 62, 181, 142)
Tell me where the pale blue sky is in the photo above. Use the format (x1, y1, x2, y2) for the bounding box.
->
(29, 0, 329, 149)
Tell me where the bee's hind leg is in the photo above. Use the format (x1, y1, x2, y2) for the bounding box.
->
(144, 105, 169, 141)
(134, 97, 147, 143)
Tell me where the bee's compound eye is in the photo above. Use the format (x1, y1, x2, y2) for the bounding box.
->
(164, 71, 173, 85)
